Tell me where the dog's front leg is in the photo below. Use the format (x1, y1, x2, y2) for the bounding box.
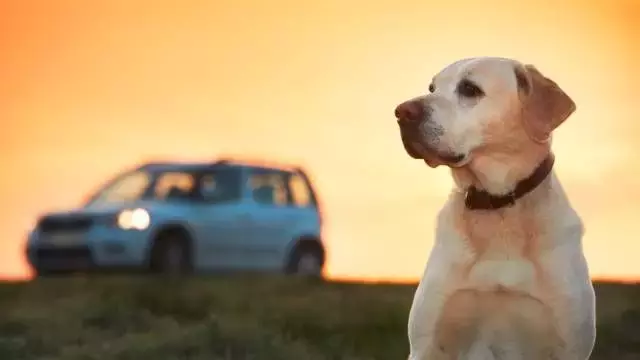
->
(407, 282, 448, 359)
(407, 243, 459, 360)
(407, 282, 453, 359)
(542, 242, 596, 360)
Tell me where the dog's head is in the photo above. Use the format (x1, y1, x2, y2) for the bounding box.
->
(394, 57, 575, 170)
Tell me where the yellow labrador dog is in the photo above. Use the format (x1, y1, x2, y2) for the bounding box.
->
(395, 57, 596, 360)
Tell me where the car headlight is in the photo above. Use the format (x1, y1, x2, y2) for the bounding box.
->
(116, 208, 150, 230)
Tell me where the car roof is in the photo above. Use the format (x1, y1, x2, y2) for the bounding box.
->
(137, 158, 306, 174)
(138, 162, 217, 172)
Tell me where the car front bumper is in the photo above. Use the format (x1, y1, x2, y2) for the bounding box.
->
(26, 226, 152, 274)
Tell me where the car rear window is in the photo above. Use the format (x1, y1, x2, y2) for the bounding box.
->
(288, 172, 314, 208)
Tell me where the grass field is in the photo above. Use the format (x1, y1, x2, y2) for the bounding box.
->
(0, 276, 638, 359)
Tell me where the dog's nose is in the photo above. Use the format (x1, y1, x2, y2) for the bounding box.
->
(395, 99, 425, 123)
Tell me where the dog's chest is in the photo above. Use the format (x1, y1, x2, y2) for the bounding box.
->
(449, 204, 552, 293)
(413, 205, 564, 358)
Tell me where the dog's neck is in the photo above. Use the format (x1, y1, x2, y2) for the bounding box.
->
(450, 147, 554, 210)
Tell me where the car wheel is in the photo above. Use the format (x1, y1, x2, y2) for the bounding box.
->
(288, 248, 323, 278)
(150, 231, 191, 276)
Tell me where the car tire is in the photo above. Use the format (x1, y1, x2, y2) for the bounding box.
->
(287, 247, 324, 278)
(150, 231, 192, 276)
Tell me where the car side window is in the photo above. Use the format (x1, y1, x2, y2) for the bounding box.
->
(248, 169, 288, 206)
(287, 172, 313, 208)
(153, 172, 196, 200)
(199, 167, 242, 204)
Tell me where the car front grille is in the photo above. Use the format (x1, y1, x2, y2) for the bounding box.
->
(38, 216, 94, 233)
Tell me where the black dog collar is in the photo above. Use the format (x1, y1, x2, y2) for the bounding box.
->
(464, 154, 555, 210)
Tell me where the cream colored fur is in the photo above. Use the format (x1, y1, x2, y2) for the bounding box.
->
(397, 57, 596, 360)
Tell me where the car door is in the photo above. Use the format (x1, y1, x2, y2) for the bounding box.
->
(190, 166, 250, 270)
(239, 167, 292, 270)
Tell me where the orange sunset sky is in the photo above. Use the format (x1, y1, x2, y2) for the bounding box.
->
(1, 0, 639, 281)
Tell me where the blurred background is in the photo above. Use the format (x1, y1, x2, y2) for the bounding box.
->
(2, 0, 640, 282)
(1, 0, 639, 359)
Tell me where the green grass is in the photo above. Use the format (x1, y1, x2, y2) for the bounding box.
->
(0, 276, 638, 359)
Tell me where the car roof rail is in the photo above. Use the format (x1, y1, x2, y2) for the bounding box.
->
(211, 156, 308, 173)
(213, 158, 244, 169)
(138, 161, 166, 169)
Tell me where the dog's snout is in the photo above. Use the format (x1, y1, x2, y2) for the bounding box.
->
(395, 99, 425, 123)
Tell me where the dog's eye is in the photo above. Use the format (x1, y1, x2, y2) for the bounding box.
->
(428, 84, 435, 93)
(456, 79, 484, 98)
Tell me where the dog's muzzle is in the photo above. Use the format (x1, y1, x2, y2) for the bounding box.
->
(395, 98, 428, 159)
(397, 120, 425, 159)
(394, 99, 466, 167)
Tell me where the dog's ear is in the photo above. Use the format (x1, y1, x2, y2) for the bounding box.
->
(514, 64, 576, 143)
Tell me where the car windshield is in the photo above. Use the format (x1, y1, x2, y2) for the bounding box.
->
(84, 168, 197, 207)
